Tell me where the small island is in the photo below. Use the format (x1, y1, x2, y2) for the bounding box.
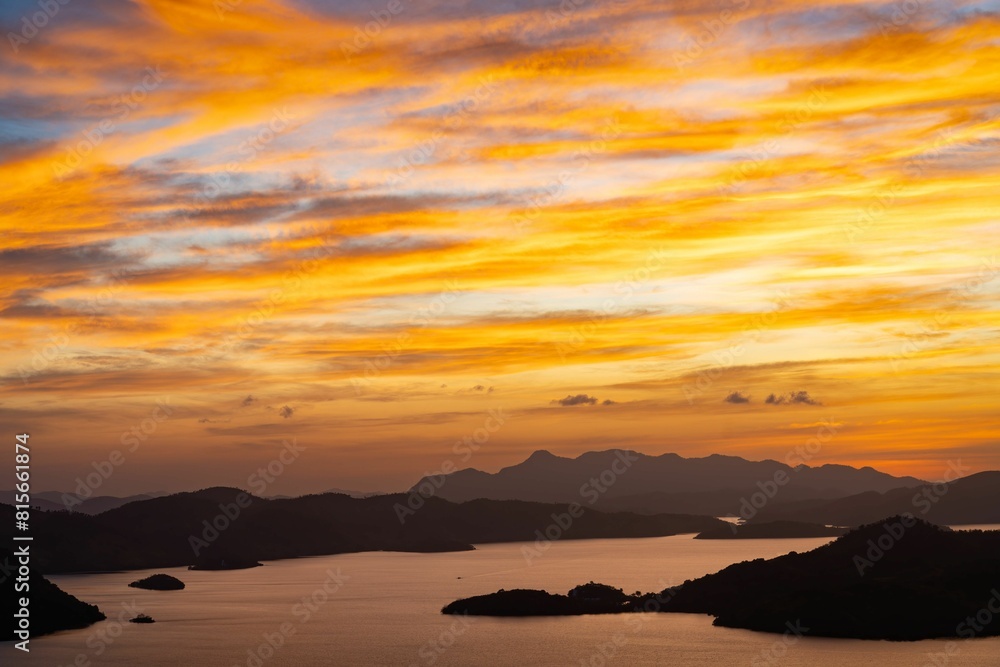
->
(694, 520, 847, 539)
(443, 516, 1000, 641)
(129, 614, 155, 624)
(128, 574, 186, 590)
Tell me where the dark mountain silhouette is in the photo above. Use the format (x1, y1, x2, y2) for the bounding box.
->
(410, 450, 925, 514)
(2, 548, 105, 641)
(694, 520, 847, 539)
(668, 516, 1000, 639)
(0, 488, 723, 574)
(443, 517, 1000, 640)
(747, 471, 1000, 526)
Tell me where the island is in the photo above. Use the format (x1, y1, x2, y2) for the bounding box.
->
(128, 574, 186, 590)
(443, 516, 1000, 641)
(694, 520, 847, 539)
(129, 614, 156, 624)
(442, 583, 662, 616)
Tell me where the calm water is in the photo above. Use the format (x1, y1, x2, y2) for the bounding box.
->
(10, 530, 1000, 666)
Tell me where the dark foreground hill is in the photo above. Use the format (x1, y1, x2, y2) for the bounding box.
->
(0, 489, 724, 573)
(443, 516, 1000, 640)
(2, 549, 105, 641)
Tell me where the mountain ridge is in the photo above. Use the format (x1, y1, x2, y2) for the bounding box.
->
(412, 449, 928, 514)
(0, 488, 724, 574)
(747, 470, 1000, 525)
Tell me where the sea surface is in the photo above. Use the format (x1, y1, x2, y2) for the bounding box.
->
(10, 527, 1000, 666)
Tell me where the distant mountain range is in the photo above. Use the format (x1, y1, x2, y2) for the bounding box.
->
(410, 449, 927, 516)
(0, 488, 723, 574)
(0, 490, 169, 515)
(6, 452, 995, 578)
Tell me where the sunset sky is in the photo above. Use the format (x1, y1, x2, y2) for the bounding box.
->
(1, 0, 998, 495)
